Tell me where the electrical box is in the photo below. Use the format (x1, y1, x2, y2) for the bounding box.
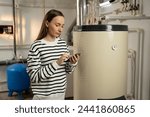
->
(0, 25, 13, 34)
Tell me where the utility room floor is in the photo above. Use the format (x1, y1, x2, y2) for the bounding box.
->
(0, 91, 73, 100)
(0, 91, 33, 100)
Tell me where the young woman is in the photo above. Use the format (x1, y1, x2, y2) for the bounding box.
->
(27, 9, 80, 100)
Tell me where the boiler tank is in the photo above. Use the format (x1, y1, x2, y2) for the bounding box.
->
(73, 24, 128, 100)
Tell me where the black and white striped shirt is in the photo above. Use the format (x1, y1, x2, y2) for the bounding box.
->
(27, 38, 76, 96)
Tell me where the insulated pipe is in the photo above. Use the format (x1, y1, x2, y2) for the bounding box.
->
(128, 49, 136, 99)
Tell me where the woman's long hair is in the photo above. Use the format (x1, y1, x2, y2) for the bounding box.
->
(36, 9, 64, 40)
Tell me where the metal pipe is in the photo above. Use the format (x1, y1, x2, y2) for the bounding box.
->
(12, 0, 17, 59)
(76, 0, 85, 25)
(0, 59, 27, 66)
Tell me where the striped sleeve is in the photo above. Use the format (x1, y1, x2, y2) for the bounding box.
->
(27, 42, 60, 83)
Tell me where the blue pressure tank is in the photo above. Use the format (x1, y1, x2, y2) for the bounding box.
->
(6, 63, 30, 99)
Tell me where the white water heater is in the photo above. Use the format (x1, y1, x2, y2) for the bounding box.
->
(73, 24, 128, 100)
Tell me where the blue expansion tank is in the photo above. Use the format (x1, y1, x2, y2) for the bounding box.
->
(6, 63, 30, 99)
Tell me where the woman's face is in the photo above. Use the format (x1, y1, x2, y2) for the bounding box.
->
(47, 16, 64, 38)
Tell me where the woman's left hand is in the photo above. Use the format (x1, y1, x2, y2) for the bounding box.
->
(68, 53, 80, 64)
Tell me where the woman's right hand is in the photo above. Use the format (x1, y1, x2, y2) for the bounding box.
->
(56, 53, 69, 65)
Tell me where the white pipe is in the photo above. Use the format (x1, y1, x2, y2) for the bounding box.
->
(128, 28, 144, 100)
(0, 44, 30, 50)
(138, 29, 144, 99)
(76, 0, 80, 25)
(138, 0, 143, 16)
(105, 15, 150, 21)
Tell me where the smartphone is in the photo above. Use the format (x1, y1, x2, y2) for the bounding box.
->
(66, 53, 81, 62)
